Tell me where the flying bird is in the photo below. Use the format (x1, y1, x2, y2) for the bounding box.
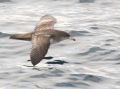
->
(10, 15, 75, 66)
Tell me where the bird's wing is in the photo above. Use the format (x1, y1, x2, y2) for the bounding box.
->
(34, 15, 56, 31)
(10, 32, 33, 41)
(30, 34, 50, 66)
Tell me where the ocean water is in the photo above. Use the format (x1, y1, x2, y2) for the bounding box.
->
(0, 0, 120, 89)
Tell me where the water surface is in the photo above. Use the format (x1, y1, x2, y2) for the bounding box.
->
(0, 0, 120, 89)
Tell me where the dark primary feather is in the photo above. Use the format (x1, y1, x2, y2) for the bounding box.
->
(30, 34, 50, 66)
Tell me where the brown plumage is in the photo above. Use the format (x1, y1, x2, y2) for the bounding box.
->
(10, 32, 33, 41)
(31, 34, 51, 66)
(10, 15, 74, 66)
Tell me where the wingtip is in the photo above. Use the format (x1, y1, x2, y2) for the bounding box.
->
(31, 58, 40, 66)
(31, 61, 38, 66)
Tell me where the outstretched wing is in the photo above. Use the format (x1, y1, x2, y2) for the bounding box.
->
(34, 15, 57, 31)
(10, 32, 33, 41)
(30, 34, 50, 66)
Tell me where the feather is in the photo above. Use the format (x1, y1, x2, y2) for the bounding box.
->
(30, 34, 50, 66)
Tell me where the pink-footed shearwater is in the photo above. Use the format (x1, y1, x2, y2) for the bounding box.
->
(10, 15, 75, 66)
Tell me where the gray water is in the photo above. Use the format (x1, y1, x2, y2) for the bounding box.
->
(0, 0, 120, 89)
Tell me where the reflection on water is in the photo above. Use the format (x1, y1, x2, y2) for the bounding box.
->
(0, 0, 120, 89)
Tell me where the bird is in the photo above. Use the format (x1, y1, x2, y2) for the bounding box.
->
(10, 15, 75, 66)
